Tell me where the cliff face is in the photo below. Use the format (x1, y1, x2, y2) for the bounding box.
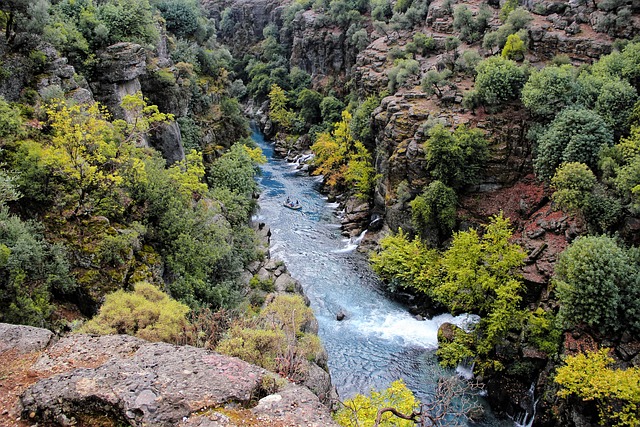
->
(219, 0, 640, 423)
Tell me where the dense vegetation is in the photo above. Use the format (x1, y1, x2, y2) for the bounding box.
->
(0, 0, 263, 334)
(3, 0, 640, 425)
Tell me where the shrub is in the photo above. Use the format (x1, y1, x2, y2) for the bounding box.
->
(556, 349, 640, 427)
(474, 56, 528, 109)
(554, 235, 640, 334)
(423, 124, 489, 189)
(0, 97, 22, 139)
(79, 282, 191, 342)
(534, 107, 613, 181)
(523, 308, 561, 355)
(217, 294, 323, 379)
(410, 180, 457, 241)
(551, 162, 597, 213)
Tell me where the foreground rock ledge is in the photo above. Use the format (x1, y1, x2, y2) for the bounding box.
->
(1, 324, 338, 427)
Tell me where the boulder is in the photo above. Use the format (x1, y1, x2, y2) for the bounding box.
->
(19, 333, 340, 427)
(96, 42, 147, 84)
(0, 324, 53, 354)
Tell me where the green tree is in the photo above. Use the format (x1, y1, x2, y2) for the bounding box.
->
(422, 69, 453, 98)
(472, 55, 528, 109)
(534, 107, 613, 181)
(410, 180, 457, 241)
(554, 235, 640, 334)
(350, 95, 383, 144)
(482, 8, 532, 54)
(387, 58, 419, 93)
(434, 213, 526, 370)
(297, 88, 323, 124)
(423, 124, 489, 189)
(97, 0, 159, 47)
(521, 64, 578, 120)
(155, 0, 202, 39)
(453, 4, 490, 43)
(268, 84, 297, 131)
(0, 206, 74, 327)
(320, 96, 345, 125)
(370, 229, 438, 293)
(499, 0, 517, 21)
(551, 162, 597, 213)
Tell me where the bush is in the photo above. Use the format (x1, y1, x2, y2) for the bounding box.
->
(387, 58, 419, 93)
(534, 107, 613, 181)
(410, 180, 457, 241)
(556, 349, 640, 427)
(217, 294, 323, 379)
(79, 282, 190, 342)
(423, 124, 489, 189)
(473, 56, 528, 109)
(554, 235, 640, 334)
(551, 162, 597, 213)
(0, 206, 74, 327)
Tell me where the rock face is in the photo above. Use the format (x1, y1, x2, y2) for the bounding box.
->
(289, 11, 357, 83)
(206, 0, 288, 57)
(90, 42, 185, 165)
(5, 326, 339, 427)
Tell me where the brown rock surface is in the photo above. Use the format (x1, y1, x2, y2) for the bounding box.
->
(0, 325, 338, 427)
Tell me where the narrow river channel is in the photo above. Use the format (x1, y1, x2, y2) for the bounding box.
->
(252, 128, 515, 426)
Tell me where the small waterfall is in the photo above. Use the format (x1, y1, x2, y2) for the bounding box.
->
(512, 382, 539, 427)
(333, 229, 368, 253)
(456, 359, 475, 380)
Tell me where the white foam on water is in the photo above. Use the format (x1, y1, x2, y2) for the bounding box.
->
(354, 312, 478, 348)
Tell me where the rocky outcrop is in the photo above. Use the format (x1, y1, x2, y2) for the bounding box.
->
(0, 323, 53, 354)
(289, 11, 357, 83)
(90, 42, 185, 164)
(90, 42, 147, 121)
(205, 0, 289, 58)
(2, 325, 339, 427)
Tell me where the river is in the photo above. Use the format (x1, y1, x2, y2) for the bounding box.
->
(252, 128, 517, 426)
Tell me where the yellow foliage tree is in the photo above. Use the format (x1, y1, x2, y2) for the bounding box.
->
(167, 149, 208, 199)
(44, 101, 125, 215)
(556, 349, 640, 427)
(311, 110, 376, 198)
(268, 84, 296, 131)
(334, 380, 419, 427)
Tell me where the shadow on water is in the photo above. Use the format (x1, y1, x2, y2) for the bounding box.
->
(252, 127, 513, 426)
